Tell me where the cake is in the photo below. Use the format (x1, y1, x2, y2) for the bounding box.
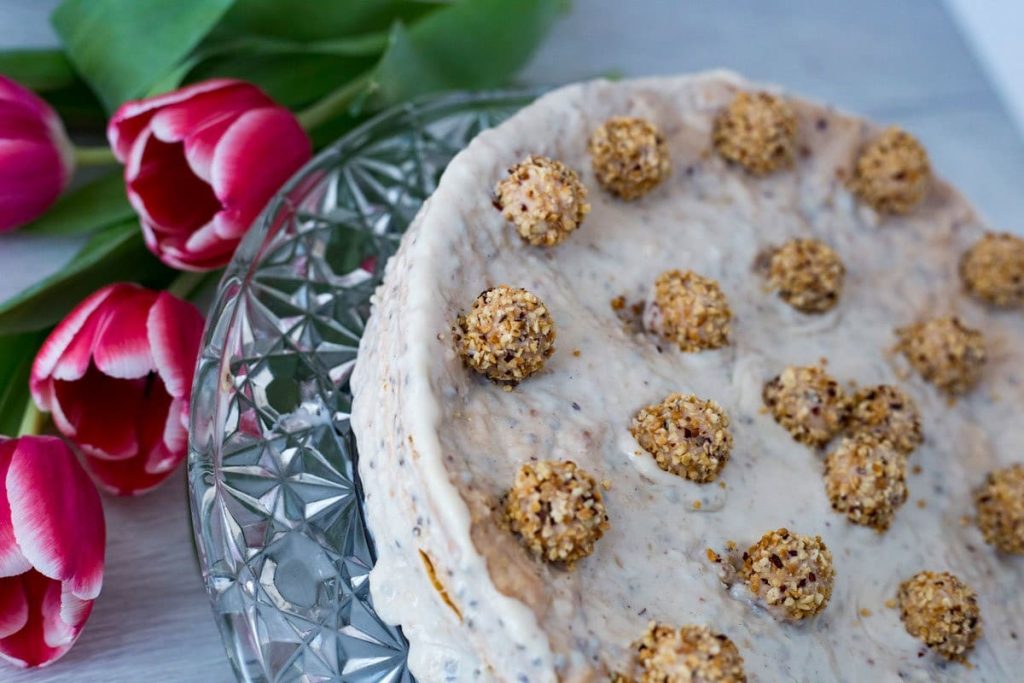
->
(350, 71, 1024, 682)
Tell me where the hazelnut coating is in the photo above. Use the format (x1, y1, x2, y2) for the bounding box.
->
(631, 623, 747, 683)
(763, 365, 850, 447)
(630, 393, 733, 483)
(847, 384, 923, 455)
(588, 116, 671, 200)
(897, 571, 981, 662)
(960, 232, 1024, 307)
(896, 317, 986, 395)
(740, 529, 835, 621)
(851, 127, 930, 214)
(713, 91, 797, 175)
(824, 434, 908, 532)
(645, 270, 732, 352)
(496, 155, 590, 246)
(767, 238, 846, 314)
(974, 464, 1024, 554)
(505, 459, 609, 566)
(454, 286, 555, 384)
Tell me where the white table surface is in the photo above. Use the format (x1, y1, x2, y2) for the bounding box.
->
(1, 1, 1021, 681)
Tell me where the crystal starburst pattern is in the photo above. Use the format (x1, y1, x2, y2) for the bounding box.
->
(188, 92, 534, 682)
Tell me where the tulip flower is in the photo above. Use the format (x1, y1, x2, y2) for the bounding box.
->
(0, 436, 104, 668)
(30, 284, 204, 495)
(0, 76, 74, 232)
(107, 79, 312, 271)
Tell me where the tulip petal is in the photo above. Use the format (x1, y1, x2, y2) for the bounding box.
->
(92, 286, 157, 379)
(0, 100, 53, 144)
(30, 286, 117, 406)
(52, 367, 144, 460)
(0, 442, 31, 578)
(7, 438, 104, 602)
(107, 78, 243, 161)
(0, 76, 62, 132)
(0, 138, 68, 232)
(126, 130, 221, 237)
(148, 292, 204, 400)
(210, 108, 311, 233)
(43, 581, 91, 649)
(0, 575, 28, 639)
(182, 116, 236, 183)
(149, 82, 271, 146)
(0, 572, 80, 668)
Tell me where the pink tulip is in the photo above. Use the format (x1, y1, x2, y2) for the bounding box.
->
(30, 284, 204, 495)
(0, 436, 104, 668)
(107, 79, 312, 271)
(0, 76, 74, 232)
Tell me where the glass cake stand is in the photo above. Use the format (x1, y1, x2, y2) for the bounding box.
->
(187, 90, 536, 682)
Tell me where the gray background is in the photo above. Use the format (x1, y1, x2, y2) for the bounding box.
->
(0, 1, 1020, 681)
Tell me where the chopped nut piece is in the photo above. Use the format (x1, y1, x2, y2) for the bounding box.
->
(896, 317, 986, 395)
(850, 127, 930, 214)
(763, 365, 849, 447)
(824, 434, 909, 531)
(740, 529, 835, 620)
(505, 460, 609, 566)
(847, 384, 923, 455)
(960, 232, 1024, 307)
(454, 286, 555, 384)
(767, 238, 845, 313)
(627, 622, 747, 682)
(495, 155, 590, 246)
(897, 571, 981, 662)
(974, 464, 1024, 554)
(645, 270, 732, 352)
(630, 392, 733, 483)
(588, 116, 671, 200)
(713, 91, 797, 175)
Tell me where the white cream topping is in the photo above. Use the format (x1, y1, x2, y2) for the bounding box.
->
(351, 71, 1024, 682)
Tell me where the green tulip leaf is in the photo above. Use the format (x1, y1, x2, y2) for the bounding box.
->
(0, 330, 48, 437)
(21, 172, 133, 237)
(52, 0, 237, 110)
(187, 52, 376, 111)
(217, 0, 440, 42)
(0, 49, 77, 91)
(0, 221, 175, 335)
(371, 0, 564, 106)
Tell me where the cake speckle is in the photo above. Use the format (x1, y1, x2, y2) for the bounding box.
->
(646, 270, 732, 352)
(505, 459, 609, 567)
(897, 571, 981, 662)
(454, 286, 555, 384)
(589, 116, 671, 200)
(630, 393, 733, 483)
(495, 155, 590, 246)
(824, 434, 909, 531)
(767, 238, 845, 313)
(740, 529, 835, 621)
(624, 622, 747, 682)
(763, 365, 850, 447)
(960, 232, 1024, 307)
(713, 91, 797, 175)
(896, 317, 986, 395)
(850, 127, 930, 214)
(974, 464, 1024, 554)
(847, 384, 923, 455)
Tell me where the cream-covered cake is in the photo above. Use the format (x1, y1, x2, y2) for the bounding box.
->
(350, 71, 1024, 682)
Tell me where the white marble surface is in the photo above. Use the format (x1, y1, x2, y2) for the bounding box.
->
(0, 1, 1021, 681)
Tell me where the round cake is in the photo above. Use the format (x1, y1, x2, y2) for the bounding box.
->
(350, 71, 1024, 682)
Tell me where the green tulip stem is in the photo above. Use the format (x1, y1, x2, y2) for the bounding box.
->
(74, 145, 119, 167)
(16, 399, 45, 438)
(167, 271, 210, 300)
(296, 73, 372, 132)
